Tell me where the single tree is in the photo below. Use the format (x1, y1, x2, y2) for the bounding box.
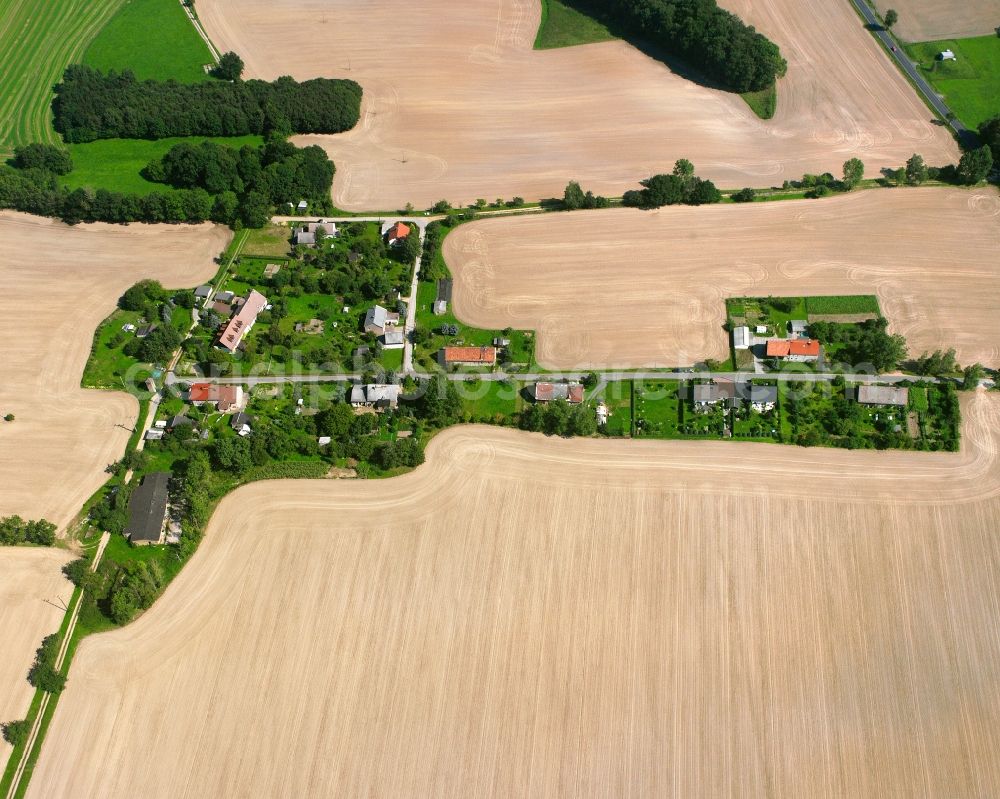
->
(956, 145, 993, 185)
(884, 9, 898, 28)
(842, 157, 865, 190)
(732, 187, 756, 202)
(978, 115, 1000, 163)
(963, 363, 986, 390)
(1, 719, 30, 748)
(905, 153, 928, 185)
(3, 413, 13, 422)
(213, 51, 245, 81)
(563, 181, 586, 210)
(672, 158, 695, 186)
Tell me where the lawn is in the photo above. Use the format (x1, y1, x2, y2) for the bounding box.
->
(727, 296, 807, 336)
(633, 380, 683, 438)
(904, 36, 1000, 127)
(0, 0, 124, 153)
(458, 379, 520, 422)
(82, 0, 214, 83)
(534, 0, 616, 49)
(82, 310, 154, 391)
(740, 83, 777, 120)
(242, 225, 294, 258)
(414, 281, 535, 372)
(592, 380, 633, 437)
(61, 135, 263, 195)
(728, 295, 881, 335)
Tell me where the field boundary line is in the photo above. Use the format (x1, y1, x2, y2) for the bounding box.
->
(178, 0, 220, 63)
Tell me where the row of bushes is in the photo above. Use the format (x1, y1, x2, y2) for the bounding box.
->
(0, 515, 56, 546)
(53, 66, 362, 142)
(622, 160, 721, 207)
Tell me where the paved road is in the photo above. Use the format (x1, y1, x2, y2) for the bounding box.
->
(847, 0, 967, 136)
(272, 215, 439, 227)
(174, 369, 941, 387)
(401, 225, 428, 375)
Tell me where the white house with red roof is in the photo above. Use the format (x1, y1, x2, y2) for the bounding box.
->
(187, 384, 244, 413)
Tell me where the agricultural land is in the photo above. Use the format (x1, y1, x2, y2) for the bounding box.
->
(27, 396, 1000, 798)
(197, 0, 958, 210)
(2, 0, 1000, 795)
(444, 188, 1000, 369)
(871, 0, 1000, 42)
(0, 548, 72, 764)
(0, 0, 123, 154)
(0, 211, 228, 528)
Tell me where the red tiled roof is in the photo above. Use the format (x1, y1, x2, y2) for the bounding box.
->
(443, 346, 496, 364)
(766, 340, 790, 357)
(767, 338, 820, 357)
(189, 383, 240, 406)
(789, 338, 820, 356)
(386, 222, 411, 240)
(189, 383, 213, 402)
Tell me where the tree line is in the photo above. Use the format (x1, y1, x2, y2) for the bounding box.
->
(570, 0, 786, 93)
(0, 137, 336, 227)
(622, 159, 721, 207)
(53, 65, 362, 142)
(0, 515, 56, 546)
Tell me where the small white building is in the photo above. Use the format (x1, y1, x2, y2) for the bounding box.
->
(733, 326, 751, 350)
(297, 199, 308, 211)
(433, 300, 447, 315)
(939, 49, 956, 61)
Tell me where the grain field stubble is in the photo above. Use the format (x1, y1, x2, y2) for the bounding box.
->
(25, 393, 1000, 798)
(444, 188, 1000, 369)
(197, 0, 958, 210)
(0, 211, 230, 529)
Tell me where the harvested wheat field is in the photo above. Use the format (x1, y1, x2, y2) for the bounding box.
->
(198, 0, 957, 210)
(0, 212, 229, 529)
(28, 393, 1000, 798)
(0, 548, 72, 763)
(872, 0, 1000, 41)
(445, 187, 1000, 369)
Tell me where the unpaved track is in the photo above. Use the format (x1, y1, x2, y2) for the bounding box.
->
(197, 0, 958, 211)
(0, 212, 230, 528)
(0, 548, 72, 764)
(28, 393, 1000, 798)
(871, 0, 1000, 41)
(444, 187, 1000, 369)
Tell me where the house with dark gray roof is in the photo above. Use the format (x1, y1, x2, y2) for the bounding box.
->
(125, 472, 171, 545)
(693, 382, 738, 406)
